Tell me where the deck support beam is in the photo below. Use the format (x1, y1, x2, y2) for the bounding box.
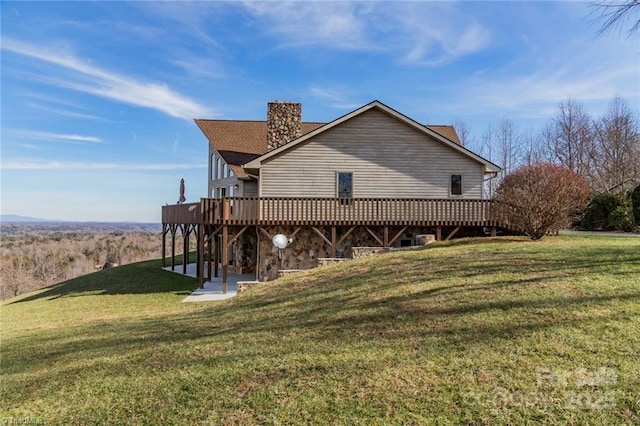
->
(436, 226, 442, 241)
(198, 224, 205, 288)
(222, 225, 228, 294)
(336, 226, 356, 247)
(258, 227, 273, 241)
(444, 225, 462, 241)
(170, 225, 177, 271)
(311, 227, 332, 246)
(365, 226, 384, 247)
(388, 226, 408, 247)
(206, 226, 212, 283)
(331, 226, 337, 257)
(182, 224, 189, 275)
(227, 225, 249, 247)
(161, 224, 167, 268)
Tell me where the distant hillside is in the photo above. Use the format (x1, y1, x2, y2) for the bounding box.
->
(0, 214, 47, 222)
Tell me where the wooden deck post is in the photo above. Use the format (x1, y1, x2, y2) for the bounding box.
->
(207, 229, 212, 282)
(222, 225, 228, 294)
(383, 226, 389, 247)
(161, 224, 166, 268)
(223, 198, 231, 221)
(331, 226, 337, 258)
(491, 226, 497, 237)
(436, 226, 442, 241)
(182, 226, 189, 275)
(171, 225, 176, 271)
(214, 234, 219, 278)
(198, 224, 204, 288)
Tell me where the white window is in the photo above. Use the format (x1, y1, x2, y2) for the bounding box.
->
(210, 153, 215, 181)
(216, 158, 222, 180)
(223, 163, 229, 179)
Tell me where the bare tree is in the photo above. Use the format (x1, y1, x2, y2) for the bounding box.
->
(543, 99, 593, 176)
(496, 118, 521, 178)
(453, 119, 475, 148)
(587, 96, 640, 193)
(591, 0, 640, 37)
(481, 118, 522, 196)
(521, 129, 545, 166)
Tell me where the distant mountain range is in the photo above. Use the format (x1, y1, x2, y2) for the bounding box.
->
(0, 214, 48, 222)
(0, 215, 160, 226)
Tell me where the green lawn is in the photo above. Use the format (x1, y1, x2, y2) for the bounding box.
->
(1, 236, 639, 424)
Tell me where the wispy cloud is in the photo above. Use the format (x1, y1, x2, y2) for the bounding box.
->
(243, 2, 372, 50)
(308, 85, 362, 110)
(451, 54, 639, 118)
(13, 130, 104, 144)
(27, 103, 106, 121)
(1, 160, 207, 171)
(240, 2, 490, 65)
(2, 38, 215, 120)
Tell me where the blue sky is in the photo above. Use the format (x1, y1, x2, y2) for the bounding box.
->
(1, 1, 638, 222)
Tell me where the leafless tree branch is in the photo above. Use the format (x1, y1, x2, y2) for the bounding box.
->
(591, 0, 640, 37)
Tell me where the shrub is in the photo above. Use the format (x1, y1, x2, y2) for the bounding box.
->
(582, 192, 636, 231)
(607, 205, 635, 232)
(631, 184, 640, 225)
(581, 192, 625, 230)
(494, 163, 590, 240)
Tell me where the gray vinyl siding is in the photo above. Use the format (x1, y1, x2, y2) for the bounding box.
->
(242, 180, 258, 197)
(209, 145, 244, 197)
(260, 109, 485, 199)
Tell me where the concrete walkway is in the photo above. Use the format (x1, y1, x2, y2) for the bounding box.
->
(163, 262, 257, 302)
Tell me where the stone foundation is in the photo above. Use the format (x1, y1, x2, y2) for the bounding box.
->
(245, 225, 479, 281)
(230, 228, 257, 274)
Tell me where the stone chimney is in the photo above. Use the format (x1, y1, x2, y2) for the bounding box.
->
(267, 101, 302, 151)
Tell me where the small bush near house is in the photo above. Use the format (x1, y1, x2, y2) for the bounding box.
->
(494, 163, 590, 240)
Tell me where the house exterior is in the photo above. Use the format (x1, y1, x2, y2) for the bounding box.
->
(162, 100, 502, 290)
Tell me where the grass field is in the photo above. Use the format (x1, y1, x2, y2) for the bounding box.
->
(1, 235, 639, 424)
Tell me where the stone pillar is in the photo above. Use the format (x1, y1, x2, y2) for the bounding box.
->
(267, 101, 302, 151)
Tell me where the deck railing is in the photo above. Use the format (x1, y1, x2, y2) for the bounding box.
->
(161, 202, 202, 224)
(163, 197, 502, 227)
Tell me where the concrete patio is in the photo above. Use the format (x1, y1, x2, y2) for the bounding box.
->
(163, 262, 257, 302)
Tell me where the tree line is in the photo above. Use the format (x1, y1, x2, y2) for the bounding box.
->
(466, 95, 639, 238)
(463, 95, 639, 198)
(0, 224, 193, 300)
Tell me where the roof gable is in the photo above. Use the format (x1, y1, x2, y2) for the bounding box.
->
(244, 100, 500, 173)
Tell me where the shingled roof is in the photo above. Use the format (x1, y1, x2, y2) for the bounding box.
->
(195, 120, 325, 178)
(195, 118, 461, 178)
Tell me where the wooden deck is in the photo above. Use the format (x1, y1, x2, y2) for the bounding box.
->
(162, 197, 502, 227)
